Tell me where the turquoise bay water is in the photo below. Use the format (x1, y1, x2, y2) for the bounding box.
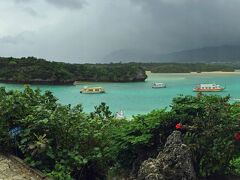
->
(1, 73, 240, 117)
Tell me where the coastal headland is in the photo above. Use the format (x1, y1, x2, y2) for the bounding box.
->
(0, 57, 147, 85)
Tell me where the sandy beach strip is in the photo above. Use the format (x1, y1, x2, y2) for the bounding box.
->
(146, 71, 240, 76)
(190, 71, 240, 75)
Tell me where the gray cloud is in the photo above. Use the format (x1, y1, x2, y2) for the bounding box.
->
(128, 0, 240, 51)
(0, 36, 21, 44)
(46, 0, 85, 9)
(14, 0, 32, 3)
(14, 0, 86, 9)
(12, 0, 41, 17)
(2, 0, 240, 62)
(23, 7, 40, 16)
(0, 32, 33, 44)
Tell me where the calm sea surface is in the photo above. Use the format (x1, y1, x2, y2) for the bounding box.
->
(1, 73, 240, 117)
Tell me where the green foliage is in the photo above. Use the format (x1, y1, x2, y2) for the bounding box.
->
(0, 86, 116, 179)
(0, 86, 240, 179)
(90, 102, 114, 120)
(0, 86, 57, 152)
(19, 103, 115, 179)
(0, 118, 12, 152)
(47, 163, 73, 180)
(229, 156, 240, 176)
(171, 94, 240, 177)
(110, 109, 177, 174)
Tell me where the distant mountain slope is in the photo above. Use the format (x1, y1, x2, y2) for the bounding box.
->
(160, 45, 240, 62)
(104, 49, 160, 62)
(104, 45, 240, 63)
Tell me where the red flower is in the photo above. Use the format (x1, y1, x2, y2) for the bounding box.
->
(176, 123, 183, 129)
(234, 132, 240, 141)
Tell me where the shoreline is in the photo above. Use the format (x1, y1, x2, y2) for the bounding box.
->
(0, 80, 75, 86)
(0, 78, 147, 86)
(190, 71, 240, 75)
(146, 71, 240, 76)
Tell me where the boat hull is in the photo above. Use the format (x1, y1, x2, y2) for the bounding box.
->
(193, 88, 224, 92)
(80, 91, 105, 94)
(152, 82, 166, 88)
(152, 86, 166, 88)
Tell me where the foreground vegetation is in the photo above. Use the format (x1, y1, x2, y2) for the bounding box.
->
(0, 87, 240, 179)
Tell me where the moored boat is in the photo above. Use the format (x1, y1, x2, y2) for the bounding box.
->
(80, 86, 105, 94)
(193, 83, 224, 92)
(73, 81, 82, 85)
(152, 82, 166, 88)
(115, 110, 125, 119)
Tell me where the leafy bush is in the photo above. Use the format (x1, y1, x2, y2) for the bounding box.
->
(0, 86, 57, 152)
(229, 156, 240, 176)
(0, 86, 117, 179)
(110, 109, 177, 175)
(1, 87, 240, 179)
(47, 163, 73, 180)
(171, 94, 240, 177)
(0, 119, 12, 152)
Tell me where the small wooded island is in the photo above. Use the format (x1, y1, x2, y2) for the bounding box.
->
(0, 56, 235, 85)
(0, 57, 147, 84)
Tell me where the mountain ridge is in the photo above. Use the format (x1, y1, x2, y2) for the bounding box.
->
(104, 45, 240, 63)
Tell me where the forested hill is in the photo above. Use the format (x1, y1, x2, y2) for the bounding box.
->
(0, 57, 147, 84)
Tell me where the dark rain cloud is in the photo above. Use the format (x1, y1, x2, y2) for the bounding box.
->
(23, 7, 40, 17)
(128, 0, 240, 52)
(14, 0, 86, 9)
(0, 35, 22, 44)
(46, 0, 86, 9)
(3, 0, 240, 62)
(14, 0, 32, 3)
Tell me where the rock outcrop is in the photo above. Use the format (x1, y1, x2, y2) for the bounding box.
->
(138, 131, 196, 180)
(0, 154, 46, 179)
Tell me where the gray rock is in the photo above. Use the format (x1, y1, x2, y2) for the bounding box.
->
(0, 154, 44, 180)
(138, 131, 196, 180)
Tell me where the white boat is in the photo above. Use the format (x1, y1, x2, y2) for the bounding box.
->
(80, 86, 105, 94)
(152, 82, 166, 88)
(73, 81, 81, 85)
(193, 83, 224, 92)
(115, 110, 125, 119)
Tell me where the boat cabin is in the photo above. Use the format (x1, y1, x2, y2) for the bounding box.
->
(80, 87, 105, 94)
(152, 82, 166, 88)
(193, 83, 224, 92)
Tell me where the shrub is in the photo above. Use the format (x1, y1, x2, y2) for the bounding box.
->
(0, 86, 57, 152)
(229, 156, 240, 176)
(110, 109, 177, 175)
(171, 94, 240, 177)
(0, 86, 117, 179)
(1, 87, 240, 179)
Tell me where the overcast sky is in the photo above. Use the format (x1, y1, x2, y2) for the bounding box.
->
(0, 0, 240, 63)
